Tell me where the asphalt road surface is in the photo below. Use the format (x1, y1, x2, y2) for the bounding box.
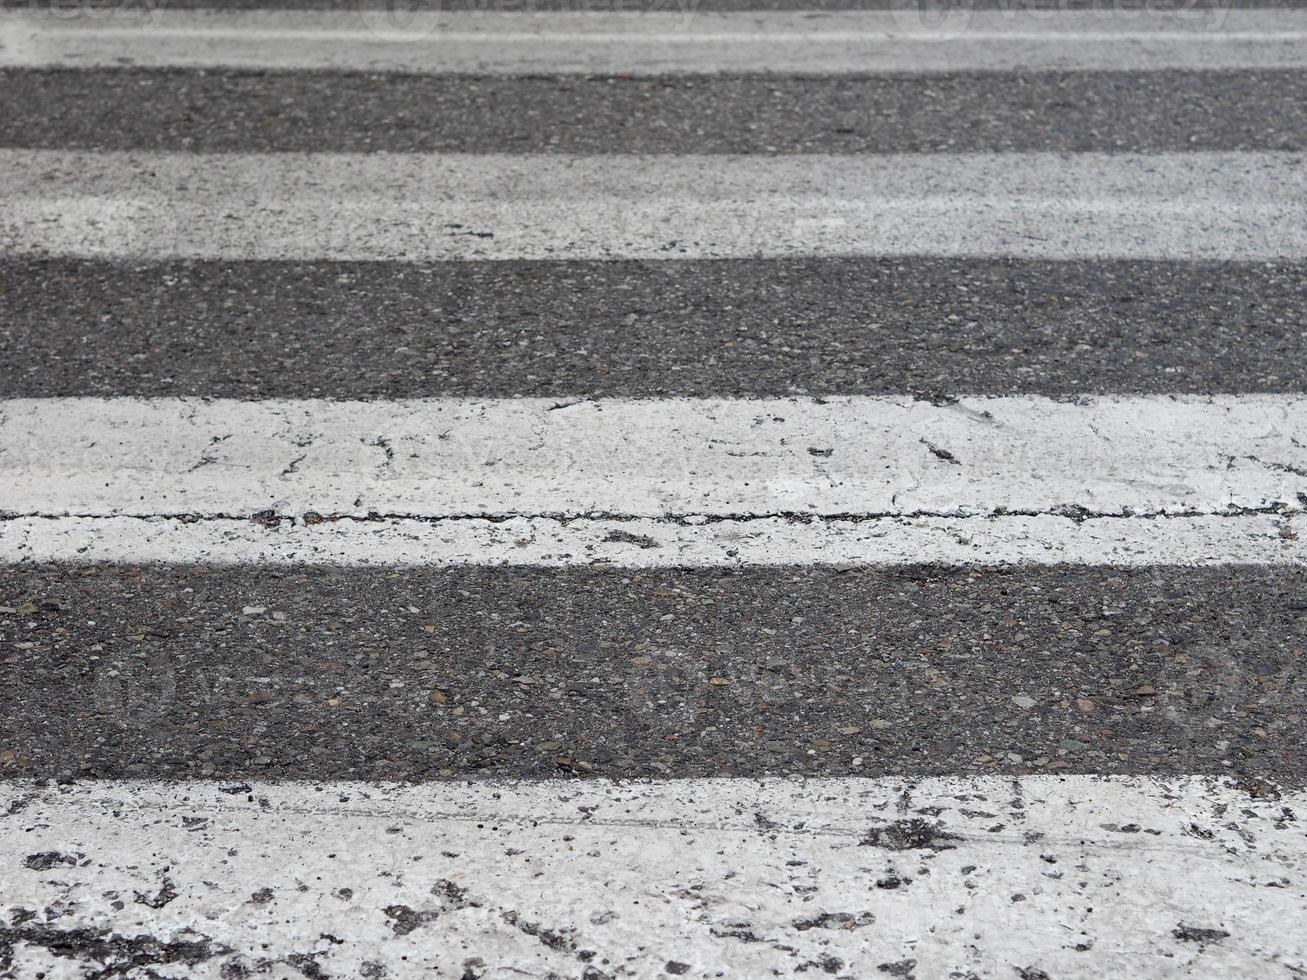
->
(2, 2, 1306, 977)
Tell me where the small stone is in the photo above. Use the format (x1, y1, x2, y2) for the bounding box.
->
(1135, 684, 1157, 697)
(429, 690, 448, 704)
(421, 625, 437, 634)
(17, 602, 38, 615)
(247, 690, 270, 704)
(839, 725, 862, 736)
(630, 655, 653, 666)
(1075, 698, 1096, 713)
(1007, 752, 1024, 764)
(870, 719, 892, 729)
(708, 676, 730, 686)
(1060, 739, 1088, 752)
(242, 606, 266, 616)
(272, 611, 286, 622)
(1011, 695, 1037, 709)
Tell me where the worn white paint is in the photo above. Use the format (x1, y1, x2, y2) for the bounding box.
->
(3, 8, 1304, 73)
(1, 396, 1304, 520)
(1, 513, 1302, 567)
(4, 150, 1306, 261)
(1, 777, 1303, 978)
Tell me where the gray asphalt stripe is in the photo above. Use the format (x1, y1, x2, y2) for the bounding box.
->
(2, 564, 1303, 783)
(4, 257, 1305, 399)
(9, 9, 1303, 74)
(4, 69, 1306, 153)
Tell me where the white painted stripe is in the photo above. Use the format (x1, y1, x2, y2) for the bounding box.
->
(2, 395, 1304, 519)
(2, 513, 1302, 567)
(3, 150, 1305, 261)
(3, 8, 1307, 73)
(2, 777, 1303, 977)
(2, 395, 1304, 566)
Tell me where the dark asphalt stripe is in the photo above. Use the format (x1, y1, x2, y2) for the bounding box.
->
(4, 69, 1306, 154)
(3, 256, 1305, 399)
(2, 564, 1303, 783)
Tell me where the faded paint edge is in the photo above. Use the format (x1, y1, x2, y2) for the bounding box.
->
(4, 9, 1307, 73)
(0, 513, 1302, 566)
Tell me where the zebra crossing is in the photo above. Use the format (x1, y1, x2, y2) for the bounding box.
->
(2, 2, 1306, 977)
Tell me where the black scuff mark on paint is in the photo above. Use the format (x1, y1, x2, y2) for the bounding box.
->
(134, 876, 179, 909)
(920, 439, 961, 465)
(602, 529, 659, 549)
(0, 923, 227, 975)
(860, 818, 961, 852)
(1173, 924, 1231, 943)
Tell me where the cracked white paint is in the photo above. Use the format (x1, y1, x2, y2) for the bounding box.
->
(1, 777, 1303, 978)
(4, 150, 1307, 261)
(3, 9, 1304, 74)
(1, 513, 1303, 567)
(1, 396, 1304, 521)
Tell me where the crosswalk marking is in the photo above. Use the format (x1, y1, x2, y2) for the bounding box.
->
(4, 1, 1306, 973)
(3, 395, 1303, 518)
(6, 8, 1307, 73)
(4, 394, 1302, 566)
(5, 150, 1307, 261)
(2, 777, 1302, 977)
